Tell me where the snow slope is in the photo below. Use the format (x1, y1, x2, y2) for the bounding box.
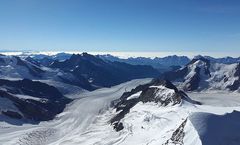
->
(0, 78, 151, 145)
(164, 57, 240, 92)
(0, 78, 240, 145)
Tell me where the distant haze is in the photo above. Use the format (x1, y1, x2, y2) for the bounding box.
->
(0, 51, 239, 59)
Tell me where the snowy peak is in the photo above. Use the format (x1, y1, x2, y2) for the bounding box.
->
(187, 57, 211, 76)
(110, 80, 188, 131)
(163, 57, 240, 91)
(182, 58, 211, 91)
(140, 80, 181, 105)
(116, 79, 181, 106)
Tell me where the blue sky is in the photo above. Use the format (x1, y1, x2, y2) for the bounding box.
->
(0, 0, 240, 53)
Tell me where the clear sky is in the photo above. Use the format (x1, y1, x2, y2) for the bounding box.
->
(0, 0, 240, 53)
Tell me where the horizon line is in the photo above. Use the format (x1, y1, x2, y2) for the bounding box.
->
(0, 51, 239, 59)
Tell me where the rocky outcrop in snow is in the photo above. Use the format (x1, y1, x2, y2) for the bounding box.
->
(110, 79, 196, 131)
(163, 119, 187, 145)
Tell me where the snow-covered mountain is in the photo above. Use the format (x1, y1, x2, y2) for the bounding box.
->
(0, 52, 240, 145)
(0, 52, 162, 91)
(60, 79, 240, 145)
(162, 56, 240, 92)
(110, 79, 199, 131)
(0, 78, 240, 145)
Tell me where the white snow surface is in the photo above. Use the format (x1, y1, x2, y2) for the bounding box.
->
(0, 79, 240, 145)
(177, 60, 240, 91)
(0, 78, 152, 145)
(126, 91, 142, 100)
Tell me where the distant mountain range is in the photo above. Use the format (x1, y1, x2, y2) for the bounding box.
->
(0, 52, 240, 145)
(16, 52, 240, 70)
(0, 53, 160, 122)
(98, 54, 240, 71)
(0, 52, 240, 123)
(50, 53, 160, 88)
(97, 54, 190, 71)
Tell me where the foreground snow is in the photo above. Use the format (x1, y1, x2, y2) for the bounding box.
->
(0, 79, 240, 145)
(75, 96, 240, 145)
(0, 79, 151, 145)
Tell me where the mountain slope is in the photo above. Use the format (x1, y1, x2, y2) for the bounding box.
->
(51, 53, 160, 87)
(190, 111, 240, 145)
(110, 79, 200, 131)
(0, 55, 45, 79)
(0, 79, 71, 122)
(0, 54, 93, 90)
(162, 56, 240, 91)
(0, 79, 240, 145)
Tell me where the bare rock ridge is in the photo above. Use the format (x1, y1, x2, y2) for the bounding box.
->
(110, 79, 199, 131)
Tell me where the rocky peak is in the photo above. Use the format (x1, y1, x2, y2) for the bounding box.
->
(188, 56, 210, 70)
(110, 79, 184, 131)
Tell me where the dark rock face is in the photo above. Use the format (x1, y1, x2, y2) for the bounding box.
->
(2, 110, 23, 119)
(51, 53, 160, 88)
(184, 67, 201, 91)
(37, 57, 55, 67)
(58, 75, 94, 91)
(227, 63, 240, 91)
(25, 56, 41, 66)
(110, 79, 185, 131)
(0, 79, 72, 121)
(227, 79, 240, 91)
(161, 67, 188, 81)
(0, 57, 5, 63)
(163, 119, 187, 145)
(14, 56, 45, 77)
(234, 63, 240, 76)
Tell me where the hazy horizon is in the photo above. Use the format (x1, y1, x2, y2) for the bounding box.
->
(0, 50, 239, 58)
